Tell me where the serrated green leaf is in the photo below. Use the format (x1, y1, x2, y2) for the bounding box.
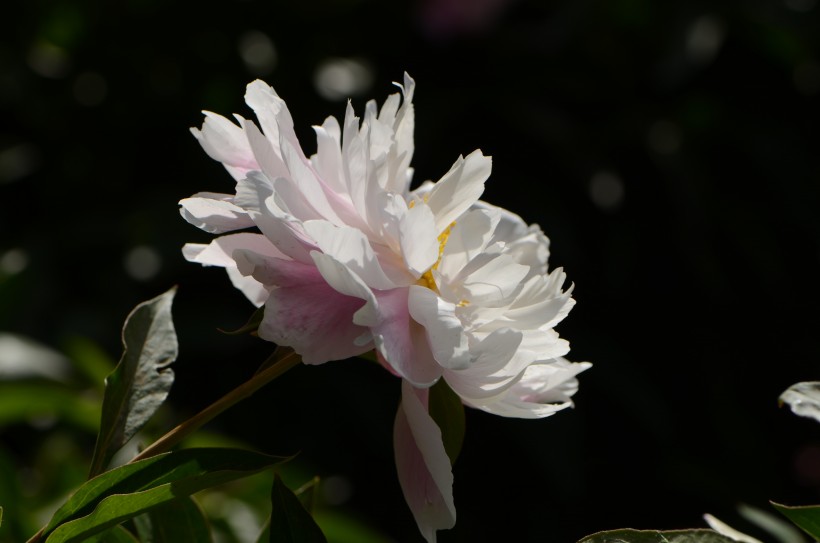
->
(88, 287, 178, 477)
(578, 528, 737, 543)
(0, 383, 100, 431)
(428, 379, 465, 465)
(771, 501, 820, 540)
(131, 497, 212, 543)
(41, 448, 287, 542)
(268, 474, 327, 543)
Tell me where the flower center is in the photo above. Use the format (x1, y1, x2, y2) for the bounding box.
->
(419, 222, 454, 291)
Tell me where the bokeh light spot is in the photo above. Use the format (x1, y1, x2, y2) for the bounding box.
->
(124, 246, 162, 281)
(73, 71, 108, 106)
(314, 58, 374, 101)
(0, 248, 29, 275)
(238, 30, 278, 76)
(647, 120, 682, 155)
(794, 61, 820, 95)
(27, 41, 71, 78)
(589, 171, 625, 211)
(0, 144, 41, 183)
(686, 15, 724, 65)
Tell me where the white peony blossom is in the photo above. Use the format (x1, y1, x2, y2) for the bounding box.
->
(181, 74, 590, 542)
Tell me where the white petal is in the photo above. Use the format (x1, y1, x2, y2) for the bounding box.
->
(780, 382, 820, 423)
(191, 112, 258, 180)
(179, 193, 256, 234)
(407, 285, 470, 369)
(303, 221, 395, 290)
(400, 203, 439, 276)
(469, 358, 591, 419)
(425, 150, 491, 233)
(460, 254, 529, 305)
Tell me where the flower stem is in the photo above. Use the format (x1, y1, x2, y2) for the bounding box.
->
(130, 347, 300, 462)
(24, 348, 300, 543)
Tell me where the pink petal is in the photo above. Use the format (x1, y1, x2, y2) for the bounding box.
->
(257, 261, 373, 364)
(394, 380, 456, 543)
(372, 287, 442, 387)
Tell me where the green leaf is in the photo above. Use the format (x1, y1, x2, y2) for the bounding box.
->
(132, 497, 212, 543)
(88, 287, 179, 477)
(42, 447, 287, 542)
(428, 379, 465, 465)
(0, 383, 99, 431)
(85, 525, 140, 542)
(1, 505, 3, 528)
(268, 473, 327, 543)
(295, 476, 320, 513)
(63, 336, 117, 390)
(578, 528, 738, 543)
(219, 306, 264, 336)
(771, 501, 820, 540)
(313, 510, 394, 543)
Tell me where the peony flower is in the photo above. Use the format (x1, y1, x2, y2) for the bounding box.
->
(181, 74, 589, 541)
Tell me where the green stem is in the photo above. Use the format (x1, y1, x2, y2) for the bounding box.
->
(24, 348, 301, 543)
(130, 348, 300, 462)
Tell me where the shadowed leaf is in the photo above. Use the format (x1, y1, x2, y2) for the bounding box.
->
(578, 529, 738, 542)
(268, 474, 327, 543)
(42, 448, 286, 543)
(771, 502, 820, 540)
(132, 497, 212, 542)
(88, 287, 178, 477)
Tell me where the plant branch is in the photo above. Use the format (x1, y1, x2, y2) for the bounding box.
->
(130, 348, 300, 463)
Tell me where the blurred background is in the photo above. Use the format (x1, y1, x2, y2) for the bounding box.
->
(2, 0, 820, 541)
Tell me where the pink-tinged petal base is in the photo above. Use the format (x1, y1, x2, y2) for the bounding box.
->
(254, 259, 373, 364)
(394, 380, 456, 543)
(372, 287, 442, 387)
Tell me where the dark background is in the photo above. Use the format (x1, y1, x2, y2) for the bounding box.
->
(2, 0, 820, 541)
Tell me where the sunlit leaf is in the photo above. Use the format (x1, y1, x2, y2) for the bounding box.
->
(578, 528, 737, 542)
(268, 473, 327, 543)
(41, 448, 287, 542)
(428, 379, 465, 465)
(771, 502, 820, 540)
(132, 497, 212, 542)
(88, 287, 178, 477)
(0, 383, 99, 431)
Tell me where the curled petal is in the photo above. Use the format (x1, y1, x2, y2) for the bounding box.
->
(182, 233, 282, 306)
(179, 192, 256, 234)
(467, 358, 591, 419)
(394, 380, 456, 542)
(425, 150, 491, 233)
(191, 111, 258, 180)
(780, 381, 820, 423)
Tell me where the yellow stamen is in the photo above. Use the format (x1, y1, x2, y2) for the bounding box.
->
(419, 221, 454, 292)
